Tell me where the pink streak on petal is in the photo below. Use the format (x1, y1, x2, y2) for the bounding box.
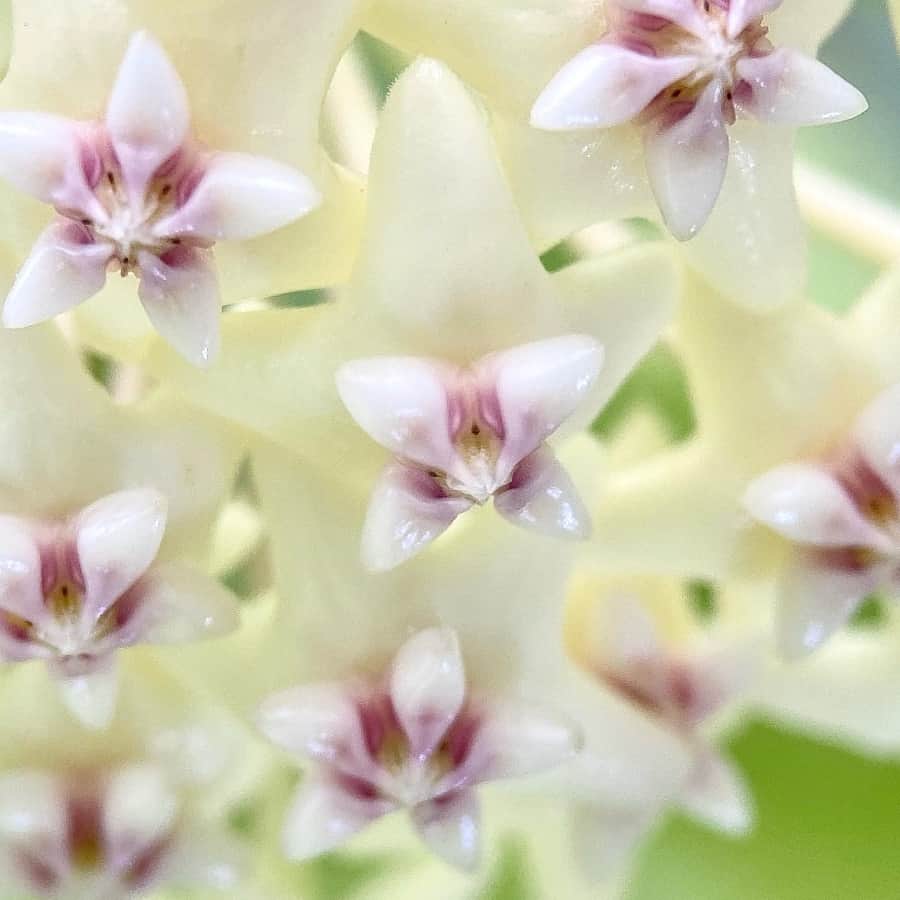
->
(137, 246, 222, 367)
(361, 463, 472, 571)
(2, 221, 112, 328)
(642, 79, 730, 239)
(494, 445, 592, 540)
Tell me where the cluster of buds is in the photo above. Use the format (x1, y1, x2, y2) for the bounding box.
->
(0, 1, 894, 898)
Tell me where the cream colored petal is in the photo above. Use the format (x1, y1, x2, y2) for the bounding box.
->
(0, 0, 367, 326)
(549, 243, 680, 432)
(53, 655, 120, 730)
(754, 621, 900, 756)
(680, 124, 806, 311)
(494, 113, 653, 252)
(674, 275, 871, 462)
(0, 324, 117, 513)
(410, 790, 481, 872)
(363, 0, 605, 117)
(767, 0, 856, 55)
(849, 263, 900, 386)
(350, 58, 563, 361)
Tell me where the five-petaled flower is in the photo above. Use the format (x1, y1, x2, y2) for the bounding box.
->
(744, 384, 900, 658)
(0, 488, 239, 729)
(0, 32, 321, 365)
(337, 335, 603, 570)
(257, 627, 579, 870)
(531, 0, 867, 240)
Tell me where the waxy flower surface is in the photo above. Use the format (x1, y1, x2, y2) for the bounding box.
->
(337, 335, 602, 569)
(140, 57, 677, 570)
(0, 0, 368, 362)
(531, 0, 866, 240)
(0, 32, 318, 365)
(586, 266, 900, 751)
(0, 323, 241, 727)
(364, 0, 862, 307)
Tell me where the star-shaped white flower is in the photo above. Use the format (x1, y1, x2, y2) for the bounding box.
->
(337, 336, 603, 569)
(363, 0, 862, 308)
(0, 32, 319, 366)
(258, 626, 578, 870)
(0, 322, 243, 728)
(0, 487, 238, 730)
(531, 0, 867, 241)
(0, 0, 368, 363)
(138, 57, 678, 570)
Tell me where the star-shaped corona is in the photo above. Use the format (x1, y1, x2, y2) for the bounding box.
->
(257, 627, 579, 870)
(0, 488, 239, 728)
(530, 0, 867, 239)
(337, 335, 603, 570)
(0, 32, 321, 365)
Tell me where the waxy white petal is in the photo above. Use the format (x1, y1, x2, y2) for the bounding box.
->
(853, 384, 900, 500)
(643, 80, 730, 240)
(281, 778, 391, 860)
(0, 112, 96, 210)
(361, 464, 472, 572)
(485, 334, 603, 477)
(257, 683, 373, 779)
(727, 0, 783, 38)
(494, 446, 591, 540)
(133, 562, 240, 645)
(737, 49, 867, 125)
(571, 802, 657, 882)
(617, 0, 707, 34)
(155, 152, 322, 242)
(104, 764, 179, 870)
(587, 592, 664, 676)
(742, 464, 887, 550)
(0, 517, 43, 622)
(410, 789, 480, 871)
(53, 655, 120, 729)
(468, 700, 580, 782)
(678, 750, 753, 834)
(336, 357, 458, 472)
(75, 488, 167, 619)
(390, 628, 466, 758)
(137, 247, 222, 367)
(105, 32, 190, 197)
(2, 223, 111, 328)
(776, 552, 877, 659)
(531, 44, 698, 130)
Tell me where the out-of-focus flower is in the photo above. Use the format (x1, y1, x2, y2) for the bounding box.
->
(0, 32, 320, 366)
(364, 0, 860, 308)
(531, 0, 866, 241)
(0, 0, 368, 362)
(0, 668, 254, 899)
(0, 324, 242, 727)
(583, 265, 900, 744)
(559, 574, 759, 880)
(139, 57, 678, 570)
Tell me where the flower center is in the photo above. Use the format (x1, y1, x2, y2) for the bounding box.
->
(60, 131, 206, 276)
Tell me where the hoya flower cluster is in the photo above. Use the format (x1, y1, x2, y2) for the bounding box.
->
(0, 0, 893, 897)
